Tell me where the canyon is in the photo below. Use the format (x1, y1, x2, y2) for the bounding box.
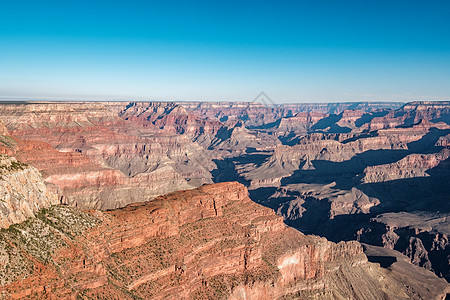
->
(0, 181, 447, 299)
(0, 100, 449, 298)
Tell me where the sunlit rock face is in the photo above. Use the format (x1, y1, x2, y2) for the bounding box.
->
(0, 182, 447, 299)
(0, 100, 449, 285)
(0, 102, 221, 210)
(0, 154, 58, 228)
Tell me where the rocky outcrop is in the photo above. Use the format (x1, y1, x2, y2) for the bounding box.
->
(276, 112, 327, 133)
(0, 182, 447, 299)
(0, 155, 58, 228)
(120, 102, 224, 145)
(362, 149, 450, 183)
(401, 101, 450, 125)
(363, 101, 450, 130)
(210, 121, 280, 153)
(358, 211, 450, 282)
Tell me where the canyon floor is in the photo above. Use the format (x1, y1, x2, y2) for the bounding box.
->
(0, 100, 449, 299)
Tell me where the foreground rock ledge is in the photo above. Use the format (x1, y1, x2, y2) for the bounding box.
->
(0, 182, 448, 299)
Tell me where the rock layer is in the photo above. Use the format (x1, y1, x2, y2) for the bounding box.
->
(0, 182, 447, 299)
(0, 155, 58, 228)
(0, 102, 219, 210)
(0, 100, 449, 285)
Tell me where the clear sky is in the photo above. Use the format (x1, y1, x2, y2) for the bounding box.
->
(0, 0, 449, 103)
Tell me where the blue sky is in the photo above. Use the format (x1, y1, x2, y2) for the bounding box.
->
(0, 0, 449, 103)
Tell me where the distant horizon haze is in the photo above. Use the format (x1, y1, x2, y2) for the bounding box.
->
(2, 97, 450, 105)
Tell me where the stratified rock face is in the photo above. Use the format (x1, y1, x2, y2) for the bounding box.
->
(363, 101, 450, 130)
(402, 101, 450, 124)
(362, 149, 449, 183)
(0, 155, 58, 228)
(0, 99, 449, 284)
(180, 101, 403, 127)
(210, 121, 280, 153)
(276, 112, 327, 134)
(358, 211, 450, 282)
(0, 102, 221, 210)
(0, 183, 447, 299)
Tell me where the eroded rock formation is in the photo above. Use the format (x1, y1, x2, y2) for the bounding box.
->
(0, 154, 58, 228)
(0, 99, 449, 287)
(0, 182, 447, 299)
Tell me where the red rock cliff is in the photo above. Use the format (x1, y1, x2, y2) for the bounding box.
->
(0, 182, 447, 299)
